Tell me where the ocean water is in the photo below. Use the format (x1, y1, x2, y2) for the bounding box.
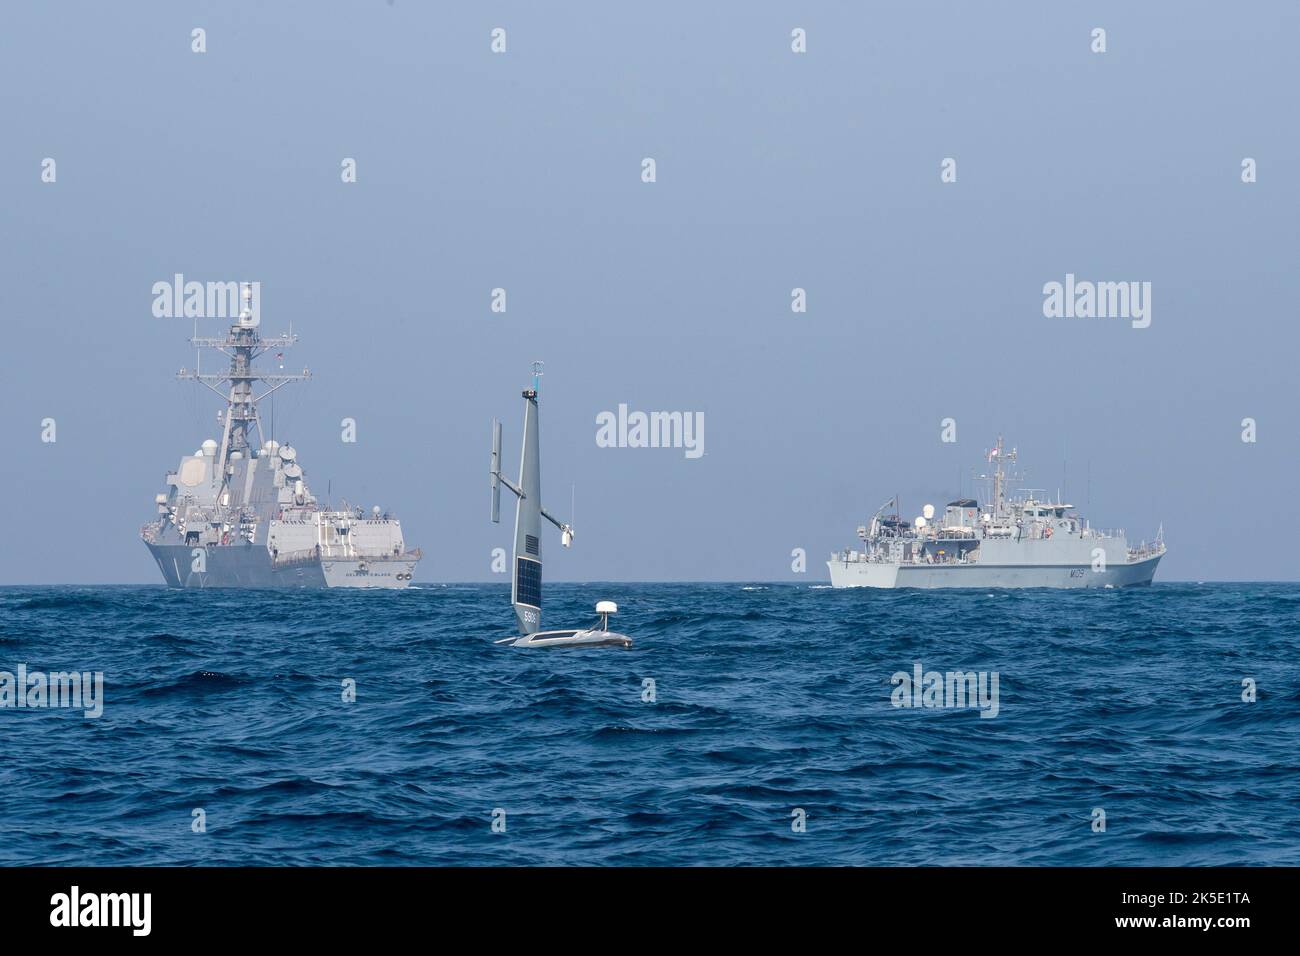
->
(0, 582, 1297, 866)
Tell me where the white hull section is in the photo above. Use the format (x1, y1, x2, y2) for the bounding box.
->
(321, 557, 419, 588)
(503, 628, 633, 649)
(826, 553, 1162, 589)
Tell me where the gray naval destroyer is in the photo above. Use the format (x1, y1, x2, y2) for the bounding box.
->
(828, 436, 1165, 589)
(141, 285, 421, 588)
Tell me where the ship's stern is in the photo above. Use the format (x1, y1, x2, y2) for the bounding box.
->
(321, 553, 420, 588)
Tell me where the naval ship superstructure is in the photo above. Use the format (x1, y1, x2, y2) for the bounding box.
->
(140, 285, 421, 588)
(827, 437, 1164, 588)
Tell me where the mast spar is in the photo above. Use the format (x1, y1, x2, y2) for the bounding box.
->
(176, 283, 309, 489)
(489, 362, 575, 635)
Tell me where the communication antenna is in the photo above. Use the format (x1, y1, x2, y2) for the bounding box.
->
(176, 281, 307, 486)
(1062, 438, 1068, 506)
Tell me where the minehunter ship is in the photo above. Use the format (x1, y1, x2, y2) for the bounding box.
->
(140, 285, 421, 588)
(828, 436, 1164, 589)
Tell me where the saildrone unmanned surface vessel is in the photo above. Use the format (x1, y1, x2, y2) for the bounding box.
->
(489, 363, 632, 649)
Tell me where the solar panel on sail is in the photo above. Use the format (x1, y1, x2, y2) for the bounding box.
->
(515, 557, 541, 607)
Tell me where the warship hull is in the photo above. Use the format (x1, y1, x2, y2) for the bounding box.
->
(827, 552, 1162, 589)
(143, 303, 420, 590)
(145, 542, 417, 590)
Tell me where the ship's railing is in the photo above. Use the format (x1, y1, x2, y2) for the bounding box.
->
(1126, 540, 1166, 561)
(916, 553, 972, 566)
(834, 548, 978, 566)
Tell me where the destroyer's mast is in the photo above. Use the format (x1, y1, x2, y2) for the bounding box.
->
(176, 283, 309, 485)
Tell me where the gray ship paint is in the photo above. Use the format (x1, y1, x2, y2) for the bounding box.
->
(828, 437, 1164, 589)
(141, 289, 421, 589)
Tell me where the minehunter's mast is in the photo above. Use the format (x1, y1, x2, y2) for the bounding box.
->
(978, 434, 1018, 516)
(176, 284, 309, 486)
(994, 435, 1004, 512)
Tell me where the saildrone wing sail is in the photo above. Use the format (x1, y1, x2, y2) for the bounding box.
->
(511, 388, 543, 634)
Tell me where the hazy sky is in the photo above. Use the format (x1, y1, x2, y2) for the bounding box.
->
(2, 1, 1297, 583)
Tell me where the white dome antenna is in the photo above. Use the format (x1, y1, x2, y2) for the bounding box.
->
(596, 601, 618, 631)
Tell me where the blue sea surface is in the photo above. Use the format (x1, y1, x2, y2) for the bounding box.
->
(0, 583, 1297, 866)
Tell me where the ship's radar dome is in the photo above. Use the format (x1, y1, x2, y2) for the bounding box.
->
(596, 601, 618, 615)
(914, 516, 927, 529)
(372, 505, 381, 516)
(922, 503, 935, 520)
(279, 445, 296, 461)
(201, 439, 218, 456)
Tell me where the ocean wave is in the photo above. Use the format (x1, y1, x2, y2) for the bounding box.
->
(0, 582, 1297, 866)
